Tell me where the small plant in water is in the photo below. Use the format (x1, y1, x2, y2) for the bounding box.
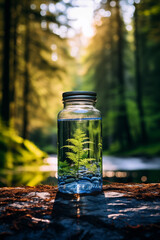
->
(59, 128, 97, 178)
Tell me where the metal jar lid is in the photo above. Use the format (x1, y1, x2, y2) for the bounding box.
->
(62, 91, 97, 101)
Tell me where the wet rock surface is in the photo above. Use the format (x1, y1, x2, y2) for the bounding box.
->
(0, 183, 160, 239)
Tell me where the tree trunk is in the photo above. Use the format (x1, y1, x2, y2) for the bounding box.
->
(115, 0, 132, 149)
(134, 3, 148, 144)
(10, 0, 20, 124)
(1, 0, 11, 125)
(22, 0, 30, 139)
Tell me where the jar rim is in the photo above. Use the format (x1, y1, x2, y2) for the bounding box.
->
(62, 91, 97, 101)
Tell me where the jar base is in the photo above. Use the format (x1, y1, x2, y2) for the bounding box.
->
(58, 179, 102, 194)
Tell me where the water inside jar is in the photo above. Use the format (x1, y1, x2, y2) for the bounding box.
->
(58, 117, 102, 194)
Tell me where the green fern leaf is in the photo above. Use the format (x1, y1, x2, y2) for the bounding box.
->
(61, 128, 98, 177)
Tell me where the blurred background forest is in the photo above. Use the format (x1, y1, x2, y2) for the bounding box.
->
(0, 0, 160, 186)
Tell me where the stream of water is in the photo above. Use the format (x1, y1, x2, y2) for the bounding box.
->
(0, 155, 160, 186)
(41, 155, 160, 184)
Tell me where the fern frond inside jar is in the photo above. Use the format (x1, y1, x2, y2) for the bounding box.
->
(57, 91, 102, 194)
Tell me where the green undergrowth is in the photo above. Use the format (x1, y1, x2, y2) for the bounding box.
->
(104, 142, 160, 158)
(0, 126, 47, 169)
(41, 145, 57, 154)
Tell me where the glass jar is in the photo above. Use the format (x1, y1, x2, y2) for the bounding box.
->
(57, 91, 102, 194)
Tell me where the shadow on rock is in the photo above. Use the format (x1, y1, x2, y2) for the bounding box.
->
(50, 191, 121, 240)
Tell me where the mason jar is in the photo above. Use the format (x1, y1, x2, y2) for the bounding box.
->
(57, 91, 102, 194)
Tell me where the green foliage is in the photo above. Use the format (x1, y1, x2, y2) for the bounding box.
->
(124, 142, 160, 157)
(136, 0, 160, 138)
(0, 0, 74, 137)
(29, 127, 57, 154)
(0, 123, 47, 169)
(0, 0, 159, 158)
(41, 145, 57, 154)
(83, 0, 160, 155)
(59, 128, 97, 177)
(105, 142, 160, 157)
(0, 169, 51, 187)
(84, 0, 134, 151)
(58, 160, 71, 176)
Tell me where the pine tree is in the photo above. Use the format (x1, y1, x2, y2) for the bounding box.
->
(115, 0, 132, 149)
(134, 2, 148, 144)
(85, 0, 133, 151)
